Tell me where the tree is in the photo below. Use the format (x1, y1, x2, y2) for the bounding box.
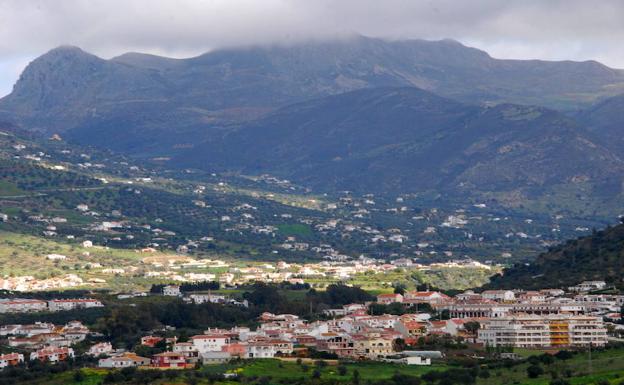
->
(315, 360, 327, 368)
(527, 364, 544, 378)
(393, 283, 406, 295)
(464, 321, 480, 335)
(73, 370, 84, 382)
(393, 338, 407, 352)
(554, 350, 573, 360)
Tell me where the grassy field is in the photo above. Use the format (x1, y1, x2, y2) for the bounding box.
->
(12, 348, 624, 385)
(0, 180, 23, 196)
(277, 223, 314, 237)
(214, 358, 446, 381)
(477, 347, 624, 385)
(0, 231, 159, 290)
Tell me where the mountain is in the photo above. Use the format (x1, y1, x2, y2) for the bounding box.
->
(579, 93, 624, 154)
(172, 86, 624, 211)
(2, 36, 624, 152)
(486, 220, 624, 290)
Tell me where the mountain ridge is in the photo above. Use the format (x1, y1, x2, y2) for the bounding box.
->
(3, 35, 624, 138)
(168, 86, 624, 214)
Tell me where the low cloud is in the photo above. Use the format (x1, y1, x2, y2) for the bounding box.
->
(1, 0, 623, 96)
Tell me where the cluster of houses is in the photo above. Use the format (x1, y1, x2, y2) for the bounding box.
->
(374, 282, 615, 349)
(91, 280, 615, 370)
(93, 310, 435, 370)
(87, 282, 616, 369)
(0, 320, 94, 368)
(0, 298, 103, 313)
(0, 274, 87, 292)
(0, 279, 618, 372)
(140, 257, 494, 289)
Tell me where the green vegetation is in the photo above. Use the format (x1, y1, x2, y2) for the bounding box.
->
(232, 359, 443, 381)
(488, 219, 624, 290)
(277, 223, 314, 237)
(476, 346, 624, 385)
(13, 347, 624, 385)
(0, 180, 23, 195)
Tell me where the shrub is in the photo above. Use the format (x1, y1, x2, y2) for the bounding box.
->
(527, 364, 544, 378)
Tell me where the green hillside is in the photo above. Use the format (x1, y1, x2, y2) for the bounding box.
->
(487, 219, 624, 290)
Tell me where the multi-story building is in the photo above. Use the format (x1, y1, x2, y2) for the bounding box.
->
(47, 299, 103, 312)
(568, 281, 607, 292)
(0, 299, 47, 313)
(404, 291, 451, 305)
(150, 352, 188, 369)
(163, 285, 181, 296)
(477, 315, 607, 348)
(191, 334, 230, 353)
(30, 347, 75, 363)
(88, 342, 113, 357)
(377, 293, 403, 304)
(447, 303, 510, 318)
(481, 290, 515, 302)
(352, 333, 395, 359)
(316, 333, 357, 358)
(172, 342, 200, 363)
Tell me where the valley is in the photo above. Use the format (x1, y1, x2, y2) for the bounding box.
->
(1, 25, 624, 385)
(0, 126, 612, 293)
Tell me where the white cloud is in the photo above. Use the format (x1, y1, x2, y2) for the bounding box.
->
(1, 0, 623, 96)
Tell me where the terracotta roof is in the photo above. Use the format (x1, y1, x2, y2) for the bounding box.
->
(191, 334, 229, 339)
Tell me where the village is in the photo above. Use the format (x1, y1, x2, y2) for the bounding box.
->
(0, 248, 495, 292)
(0, 279, 619, 373)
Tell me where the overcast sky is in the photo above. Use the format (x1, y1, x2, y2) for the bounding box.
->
(1, 0, 624, 96)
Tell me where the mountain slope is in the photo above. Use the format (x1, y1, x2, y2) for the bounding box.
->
(579, 93, 624, 155)
(2, 36, 624, 150)
(173, 87, 624, 208)
(486, 220, 624, 290)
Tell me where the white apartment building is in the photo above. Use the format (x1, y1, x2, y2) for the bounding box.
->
(447, 303, 510, 318)
(568, 281, 607, 292)
(477, 315, 607, 348)
(0, 299, 47, 313)
(47, 299, 103, 312)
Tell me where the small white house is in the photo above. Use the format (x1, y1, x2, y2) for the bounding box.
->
(481, 290, 515, 302)
(163, 285, 181, 296)
(88, 342, 113, 357)
(191, 334, 230, 353)
(76, 204, 89, 212)
(403, 356, 431, 365)
(46, 254, 67, 261)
